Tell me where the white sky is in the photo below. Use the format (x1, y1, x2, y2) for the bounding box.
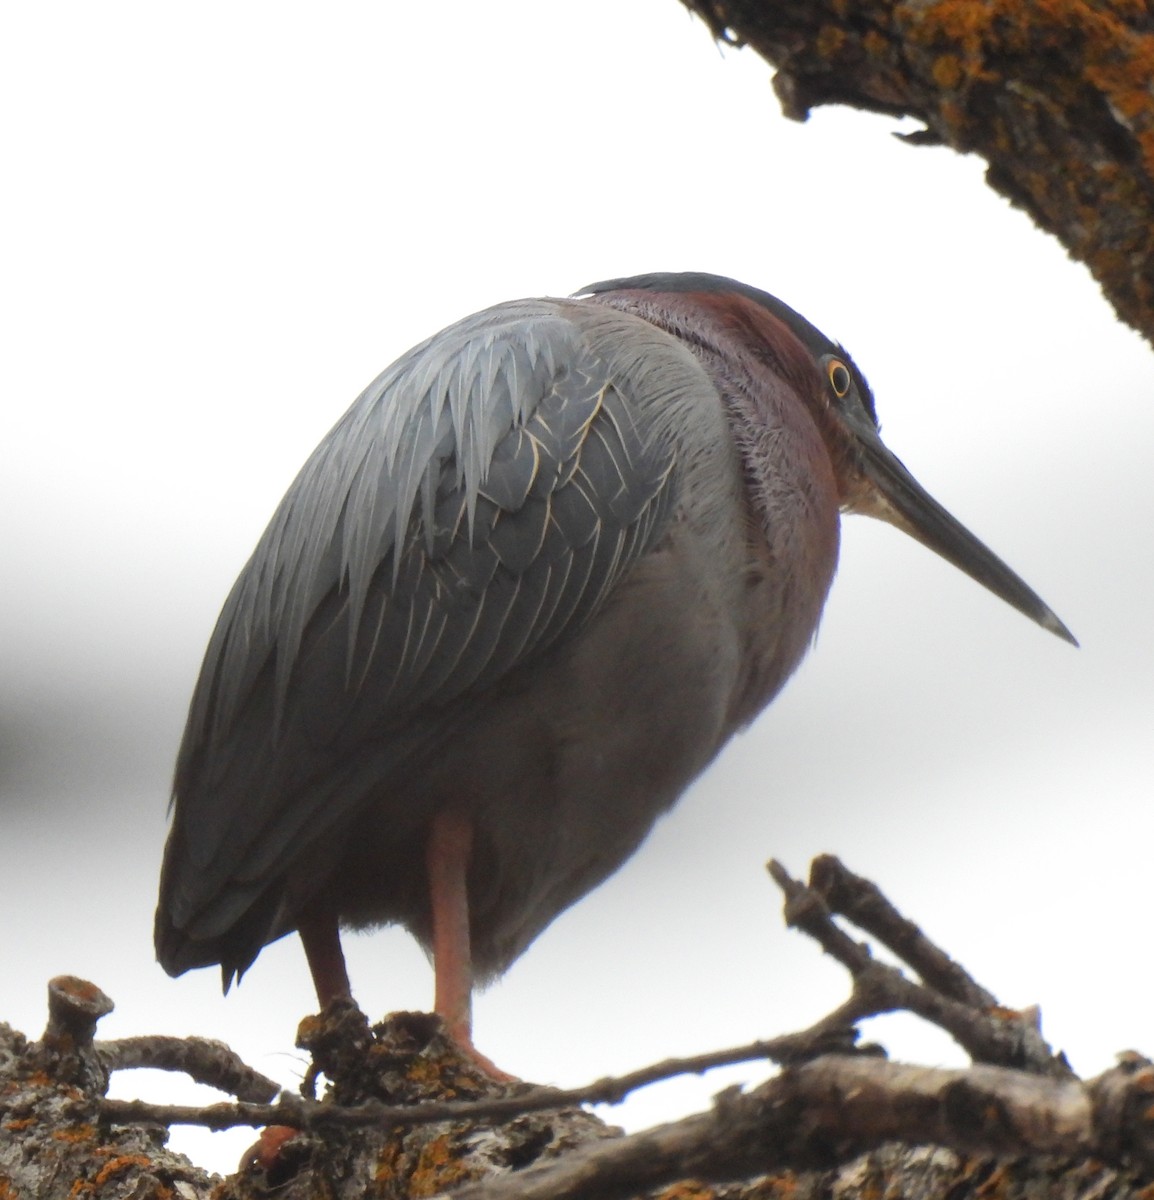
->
(4, 0, 1154, 1178)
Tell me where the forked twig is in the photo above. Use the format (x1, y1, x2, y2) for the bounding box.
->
(768, 857, 1071, 1078)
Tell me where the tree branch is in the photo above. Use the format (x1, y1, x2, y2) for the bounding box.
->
(98, 1035, 280, 1103)
(8, 859, 1154, 1199)
(448, 1055, 1151, 1200)
(677, 0, 1154, 344)
(768, 857, 1070, 1077)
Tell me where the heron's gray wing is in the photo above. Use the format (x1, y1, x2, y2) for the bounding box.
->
(159, 299, 694, 971)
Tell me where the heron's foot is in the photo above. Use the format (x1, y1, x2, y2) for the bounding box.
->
(442, 1016, 518, 1084)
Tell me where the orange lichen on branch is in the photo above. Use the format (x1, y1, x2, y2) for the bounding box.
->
(816, 25, 848, 58)
(862, 30, 889, 60)
(50, 1126, 95, 1144)
(378, 1130, 478, 1199)
(680, 0, 1154, 342)
(887, 0, 1154, 330)
(904, 0, 1154, 173)
(932, 54, 964, 89)
(1085, 43, 1154, 174)
(92, 1155, 152, 1189)
(901, 0, 992, 71)
(654, 1183, 722, 1200)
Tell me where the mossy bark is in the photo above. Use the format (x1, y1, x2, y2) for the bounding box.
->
(679, 0, 1154, 344)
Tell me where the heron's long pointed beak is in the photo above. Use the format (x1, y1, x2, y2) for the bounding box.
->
(847, 425, 1077, 646)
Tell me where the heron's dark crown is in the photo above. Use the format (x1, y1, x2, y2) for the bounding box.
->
(577, 271, 877, 427)
(577, 272, 841, 362)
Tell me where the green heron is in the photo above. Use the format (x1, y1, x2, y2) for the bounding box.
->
(156, 272, 1073, 1059)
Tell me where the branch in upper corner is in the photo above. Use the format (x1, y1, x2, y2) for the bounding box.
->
(675, 0, 1154, 346)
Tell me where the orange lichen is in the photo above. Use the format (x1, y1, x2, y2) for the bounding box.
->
(405, 1132, 475, 1198)
(50, 1125, 96, 1144)
(2, 1119, 35, 1133)
(56, 979, 105, 1006)
(817, 24, 847, 58)
(886, 0, 1154, 336)
(862, 30, 889, 59)
(940, 99, 966, 130)
(932, 53, 964, 88)
(406, 1055, 460, 1092)
(294, 1013, 325, 1044)
(905, 0, 990, 58)
(905, 0, 1154, 173)
(372, 1129, 408, 1183)
(92, 1155, 151, 1188)
(654, 1183, 718, 1200)
(758, 1176, 799, 1199)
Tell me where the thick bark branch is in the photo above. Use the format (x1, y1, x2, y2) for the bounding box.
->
(6, 861, 1154, 1200)
(99, 1035, 280, 1102)
(449, 1056, 1128, 1200)
(678, 0, 1154, 344)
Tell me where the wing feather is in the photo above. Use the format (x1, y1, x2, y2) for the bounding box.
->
(159, 298, 707, 975)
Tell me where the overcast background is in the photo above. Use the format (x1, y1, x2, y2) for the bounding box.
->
(4, 0, 1154, 1177)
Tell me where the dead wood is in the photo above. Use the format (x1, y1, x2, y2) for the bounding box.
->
(676, 0, 1154, 345)
(5, 858, 1154, 1199)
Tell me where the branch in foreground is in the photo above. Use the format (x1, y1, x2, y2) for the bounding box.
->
(448, 1055, 1154, 1200)
(9, 857, 1154, 1200)
(100, 1035, 804, 1131)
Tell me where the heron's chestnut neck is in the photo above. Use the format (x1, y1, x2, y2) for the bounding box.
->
(585, 286, 841, 677)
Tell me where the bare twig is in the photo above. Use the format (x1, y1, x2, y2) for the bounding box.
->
(98, 1035, 280, 1102)
(768, 858, 1071, 1077)
(809, 854, 998, 1008)
(100, 1036, 794, 1131)
(96, 856, 1067, 1140)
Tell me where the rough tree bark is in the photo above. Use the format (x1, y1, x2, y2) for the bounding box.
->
(678, 0, 1154, 345)
(5, 860, 1154, 1199)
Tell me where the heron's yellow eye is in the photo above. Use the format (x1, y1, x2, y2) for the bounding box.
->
(827, 360, 852, 398)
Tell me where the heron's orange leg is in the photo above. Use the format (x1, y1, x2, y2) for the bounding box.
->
(427, 809, 475, 1041)
(299, 913, 352, 1008)
(426, 809, 514, 1080)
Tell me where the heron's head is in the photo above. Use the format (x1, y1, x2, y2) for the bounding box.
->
(580, 271, 1075, 646)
